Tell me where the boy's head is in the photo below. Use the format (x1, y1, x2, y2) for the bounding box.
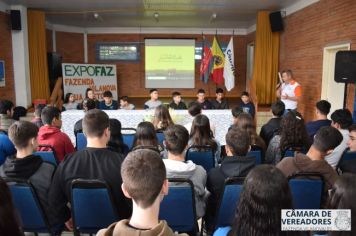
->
(316, 100, 331, 116)
(241, 91, 250, 104)
(231, 106, 243, 121)
(0, 100, 14, 116)
(103, 91, 113, 104)
(197, 89, 205, 102)
(188, 102, 202, 117)
(313, 126, 343, 155)
(281, 69, 293, 82)
(347, 124, 356, 151)
(330, 109, 353, 130)
(8, 121, 39, 151)
(216, 88, 224, 101)
(150, 89, 158, 100)
(83, 109, 110, 140)
(82, 98, 97, 112)
(121, 149, 167, 209)
(41, 107, 62, 128)
(120, 96, 129, 107)
(271, 101, 285, 117)
(164, 125, 189, 156)
(225, 126, 250, 156)
(34, 104, 45, 118)
(172, 91, 182, 104)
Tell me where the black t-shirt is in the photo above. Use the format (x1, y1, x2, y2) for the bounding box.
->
(169, 101, 187, 110)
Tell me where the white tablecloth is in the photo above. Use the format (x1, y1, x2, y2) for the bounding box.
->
(61, 110, 232, 145)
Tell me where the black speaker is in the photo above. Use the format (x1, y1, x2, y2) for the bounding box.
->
(334, 51, 356, 83)
(10, 10, 21, 30)
(269, 11, 284, 32)
(47, 52, 63, 92)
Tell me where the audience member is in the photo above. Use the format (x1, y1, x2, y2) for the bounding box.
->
(306, 100, 331, 142)
(119, 96, 135, 110)
(265, 111, 309, 164)
(237, 91, 255, 118)
(84, 88, 99, 108)
(325, 109, 353, 168)
(276, 69, 302, 111)
(0, 99, 15, 132)
(132, 121, 163, 152)
(259, 101, 285, 146)
(195, 88, 212, 109)
(163, 125, 208, 219)
(231, 106, 243, 126)
(38, 107, 75, 162)
(63, 93, 79, 110)
(338, 124, 356, 173)
(205, 127, 255, 231)
(99, 90, 119, 110)
(12, 106, 27, 121)
(107, 119, 129, 156)
(169, 91, 187, 110)
(32, 104, 45, 128)
(211, 88, 229, 109)
(277, 126, 342, 193)
(49, 109, 131, 230)
(184, 102, 215, 135)
(152, 105, 174, 131)
(97, 149, 187, 236)
(0, 129, 16, 166)
(0, 121, 59, 226)
(73, 99, 97, 135)
(144, 89, 162, 109)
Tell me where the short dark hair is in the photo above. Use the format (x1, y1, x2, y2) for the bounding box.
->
(349, 124, 356, 133)
(0, 100, 14, 114)
(316, 100, 331, 116)
(241, 91, 249, 97)
(231, 106, 243, 118)
(164, 125, 189, 155)
(188, 102, 202, 117)
(83, 109, 109, 138)
(313, 126, 343, 153)
(120, 96, 129, 102)
(197, 89, 205, 94)
(121, 149, 166, 208)
(331, 109, 353, 129)
(149, 89, 157, 94)
(103, 91, 113, 98)
(34, 104, 45, 117)
(226, 127, 250, 156)
(41, 107, 61, 125)
(281, 69, 293, 77)
(271, 101, 285, 117)
(172, 91, 181, 97)
(8, 121, 38, 149)
(82, 98, 97, 111)
(216, 88, 223, 94)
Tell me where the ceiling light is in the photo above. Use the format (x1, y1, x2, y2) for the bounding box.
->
(154, 12, 159, 22)
(93, 12, 99, 19)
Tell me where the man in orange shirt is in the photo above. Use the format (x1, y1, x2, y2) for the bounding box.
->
(276, 69, 302, 111)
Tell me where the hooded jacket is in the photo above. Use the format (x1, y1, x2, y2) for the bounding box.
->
(163, 159, 208, 218)
(38, 125, 75, 162)
(97, 220, 187, 236)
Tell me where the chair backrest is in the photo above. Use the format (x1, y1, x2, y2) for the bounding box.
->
(214, 177, 244, 229)
(288, 172, 324, 209)
(159, 178, 198, 234)
(186, 145, 215, 172)
(247, 150, 261, 165)
(4, 178, 52, 233)
(71, 179, 119, 234)
(283, 147, 307, 158)
(156, 131, 165, 146)
(35, 144, 58, 166)
(213, 226, 232, 236)
(122, 128, 136, 150)
(76, 132, 87, 151)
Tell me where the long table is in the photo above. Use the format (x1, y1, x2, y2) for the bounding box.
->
(61, 109, 232, 146)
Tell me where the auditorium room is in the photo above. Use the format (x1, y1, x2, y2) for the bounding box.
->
(0, 0, 356, 235)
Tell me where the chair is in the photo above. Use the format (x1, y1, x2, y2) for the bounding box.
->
(156, 131, 165, 146)
(247, 150, 262, 165)
(76, 132, 87, 151)
(213, 226, 232, 236)
(34, 144, 58, 166)
(5, 178, 63, 235)
(159, 178, 198, 235)
(288, 172, 324, 209)
(71, 179, 119, 236)
(283, 147, 307, 158)
(122, 128, 136, 150)
(186, 145, 215, 173)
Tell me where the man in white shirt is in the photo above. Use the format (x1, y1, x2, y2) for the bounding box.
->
(276, 69, 302, 110)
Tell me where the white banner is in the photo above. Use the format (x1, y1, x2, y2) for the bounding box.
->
(62, 63, 118, 101)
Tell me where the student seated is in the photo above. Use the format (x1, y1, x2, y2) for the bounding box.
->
(169, 91, 187, 110)
(0, 99, 15, 132)
(144, 89, 162, 109)
(63, 93, 79, 110)
(205, 127, 255, 231)
(32, 104, 45, 128)
(0, 121, 59, 226)
(184, 102, 215, 135)
(99, 90, 119, 110)
(306, 100, 331, 142)
(211, 88, 229, 109)
(107, 119, 129, 156)
(277, 126, 343, 193)
(119, 96, 135, 110)
(38, 107, 75, 162)
(237, 91, 255, 118)
(49, 109, 131, 229)
(259, 101, 285, 146)
(338, 124, 356, 173)
(194, 88, 212, 110)
(84, 88, 99, 108)
(97, 149, 187, 236)
(152, 105, 174, 131)
(0, 130, 16, 166)
(230, 106, 243, 126)
(132, 122, 163, 152)
(12, 106, 27, 121)
(163, 124, 209, 219)
(73, 98, 97, 135)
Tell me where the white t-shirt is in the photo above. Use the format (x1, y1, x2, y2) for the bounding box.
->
(281, 80, 301, 110)
(325, 129, 349, 168)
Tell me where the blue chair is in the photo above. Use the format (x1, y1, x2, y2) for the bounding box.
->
(247, 150, 261, 165)
(283, 147, 307, 158)
(71, 179, 119, 235)
(186, 145, 215, 173)
(122, 128, 136, 150)
(156, 131, 165, 146)
(34, 144, 58, 166)
(159, 178, 198, 234)
(76, 132, 87, 151)
(5, 178, 63, 235)
(213, 226, 232, 236)
(288, 172, 324, 209)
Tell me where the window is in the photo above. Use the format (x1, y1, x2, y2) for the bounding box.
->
(96, 43, 140, 61)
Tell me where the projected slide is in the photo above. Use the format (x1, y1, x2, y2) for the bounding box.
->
(145, 39, 195, 88)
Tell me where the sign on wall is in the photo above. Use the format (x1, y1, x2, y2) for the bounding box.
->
(62, 63, 118, 101)
(0, 60, 5, 87)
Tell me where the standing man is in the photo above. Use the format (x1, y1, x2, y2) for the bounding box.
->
(276, 70, 302, 111)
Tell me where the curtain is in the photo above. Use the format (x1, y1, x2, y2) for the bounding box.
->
(28, 10, 50, 102)
(252, 11, 280, 105)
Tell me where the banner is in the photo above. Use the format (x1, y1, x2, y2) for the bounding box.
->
(62, 63, 117, 101)
(224, 37, 236, 91)
(211, 36, 225, 85)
